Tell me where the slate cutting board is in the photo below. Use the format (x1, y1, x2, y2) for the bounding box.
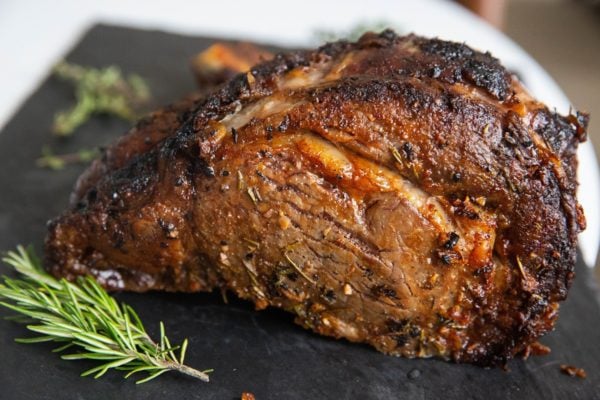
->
(0, 24, 599, 400)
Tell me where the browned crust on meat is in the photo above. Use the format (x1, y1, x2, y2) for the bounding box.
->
(45, 30, 588, 366)
(191, 42, 273, 88)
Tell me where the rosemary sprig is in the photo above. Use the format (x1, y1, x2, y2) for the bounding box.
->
(0, 246, 211, 384)
(36, 146, 100, 170)
(53, 61, 151, 136)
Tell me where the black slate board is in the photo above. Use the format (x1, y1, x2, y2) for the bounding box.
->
(1, 24, 599, 400)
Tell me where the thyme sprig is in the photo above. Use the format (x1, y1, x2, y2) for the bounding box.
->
(36, 146, 100, 170)
(313, 20, 398, 43)
(0, 246, 211, 384)
(53, 61, 150, 136)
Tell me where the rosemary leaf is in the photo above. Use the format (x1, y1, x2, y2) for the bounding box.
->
(0, 246, 210, 384)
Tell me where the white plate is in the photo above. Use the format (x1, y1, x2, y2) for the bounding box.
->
(1, 0, 598, 265)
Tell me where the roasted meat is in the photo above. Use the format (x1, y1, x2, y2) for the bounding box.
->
(191, 42, 273, 87)
(45, 31, 589, 366)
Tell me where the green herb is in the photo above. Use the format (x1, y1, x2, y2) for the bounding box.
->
(390, 146, 405, 167)
(0, 246, 211, 384)
(246, 187, 262, 204)
(313, 20, 399, 43)
(52, 61, 151, 136)
(237, 170, 245, 190)
(36, 146, 100, 170)
(284, 253, 315, 284)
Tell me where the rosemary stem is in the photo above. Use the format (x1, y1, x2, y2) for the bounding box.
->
(166, 362, 211, 382)
(128, 348, 210, 382)
(0, 246, 211, 384)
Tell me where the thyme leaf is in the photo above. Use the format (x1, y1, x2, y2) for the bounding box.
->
(52, 62, 151, 136)
(36, 146, 100, 170)
(313, 20, 399, 43)
(0, 246, 211, 384)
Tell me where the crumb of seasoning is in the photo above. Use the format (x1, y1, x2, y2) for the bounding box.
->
(521, 341, 551, 359)
(343, 283, 353, 295)
(241, 392, 256, 400)
(560, 364, 587, 379)
(278, 213, 291, 230)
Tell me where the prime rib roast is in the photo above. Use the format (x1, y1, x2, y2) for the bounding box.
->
(45, 30, 589, 366)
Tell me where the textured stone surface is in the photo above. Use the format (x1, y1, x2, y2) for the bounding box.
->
(0, 24, 598, 399)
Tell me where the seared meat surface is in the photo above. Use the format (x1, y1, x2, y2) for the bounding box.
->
(191, 42, 273, 87)
(46, 31, 588, 366)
